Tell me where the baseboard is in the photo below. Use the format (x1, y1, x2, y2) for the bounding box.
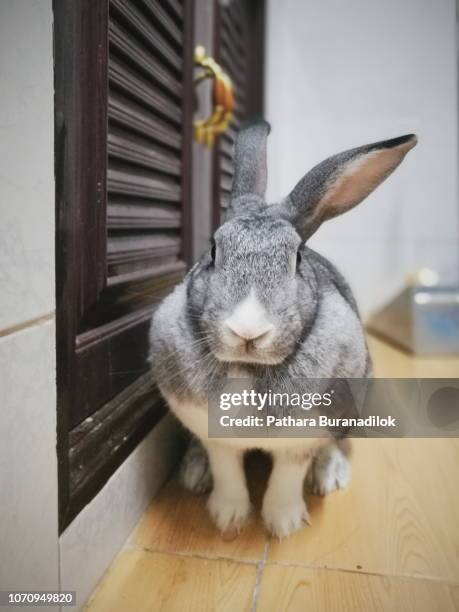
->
(59, 413, 184, 610)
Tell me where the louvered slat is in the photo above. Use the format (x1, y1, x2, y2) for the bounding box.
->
(219, 136, 234, 160)
(110, 0, 182, 73)
(221, 191, 230, 209)
(221, 176, 233, 194)
(225, 124, 238, 145)
(108, 234, 182, 277)
(220, 45, 246, 92)
(163, 0, 183, 24)
(221, 12, 246, 60)
(109, 58, 181, 125)
(220, 159, 234, 177)
(107, 0, 186, 286)
(108, 92, 181, 151)
(109, 20, 182, 100)
(108, 233, 181, 257)
(108, 127, 181, 176)
(108, 200, 181, 230)
(221, 24, 247, 77)
(216, 0, 251, 219)
(108, 165, 181, 201)
(139, 0, 183, 49)
(228, 0, 245, 32)
(107, 261, 186, 288)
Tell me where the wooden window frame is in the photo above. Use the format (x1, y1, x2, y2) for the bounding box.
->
(54, 0, 194, 532)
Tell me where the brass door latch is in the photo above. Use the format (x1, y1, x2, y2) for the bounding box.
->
(193, 45, 234, 148)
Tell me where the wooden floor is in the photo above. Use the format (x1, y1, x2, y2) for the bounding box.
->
(86, 335, 459, 612)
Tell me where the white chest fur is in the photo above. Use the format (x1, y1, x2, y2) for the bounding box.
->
(163, 390, 322, 454)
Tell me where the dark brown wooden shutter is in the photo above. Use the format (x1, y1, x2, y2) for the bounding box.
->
(55, 0, 194, 530)
(212, 0, 265, 225)
(107, 0, 189, 289)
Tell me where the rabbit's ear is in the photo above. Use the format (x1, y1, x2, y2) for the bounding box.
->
(229, 118, 270, 210)
(279, 134, 417, 239)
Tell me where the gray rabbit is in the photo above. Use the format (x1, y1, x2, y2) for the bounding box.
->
(149, 120, 416, 538)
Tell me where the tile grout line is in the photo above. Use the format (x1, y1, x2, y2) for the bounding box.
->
(262, 558, 459, 587)
(126, 540, 265, 566)
(251, 541, 270, 612)
(122, 541, 459, 588)
(0, 312, 54, 338)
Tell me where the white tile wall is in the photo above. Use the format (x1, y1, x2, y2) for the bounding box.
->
(0, 0, 55, 331)
(266, 0, 459, 316)
(0, 320, 59, 598)
(0, 3, 59, 609)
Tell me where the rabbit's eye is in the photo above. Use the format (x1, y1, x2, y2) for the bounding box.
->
(296, 250, 302, 266)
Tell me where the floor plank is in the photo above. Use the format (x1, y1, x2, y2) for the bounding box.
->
(257, 565, 459, 612)
(133, 469, 269, 562)
(85, 549, 257, 612)
(367, 333, 459, 378)
(85, 336, 459, 610)
(267, 437, 459, 582)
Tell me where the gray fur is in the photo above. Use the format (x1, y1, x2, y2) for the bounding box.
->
(149, 120, 416, 438)
(151, 235, 369, 404)
(274, 133, 418, 238)
(229, 119, 270, 209)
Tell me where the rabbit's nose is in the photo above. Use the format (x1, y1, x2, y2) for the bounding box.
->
(223, 289, 274, 346)
(225, 322, 274, 344)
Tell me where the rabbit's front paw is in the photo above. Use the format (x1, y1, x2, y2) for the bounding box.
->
(207, 491, 251, 533)
(306, 446, 350, 496)
(262, 497, 310, 539)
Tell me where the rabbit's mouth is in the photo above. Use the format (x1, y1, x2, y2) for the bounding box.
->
(213, 337, 286, 366)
